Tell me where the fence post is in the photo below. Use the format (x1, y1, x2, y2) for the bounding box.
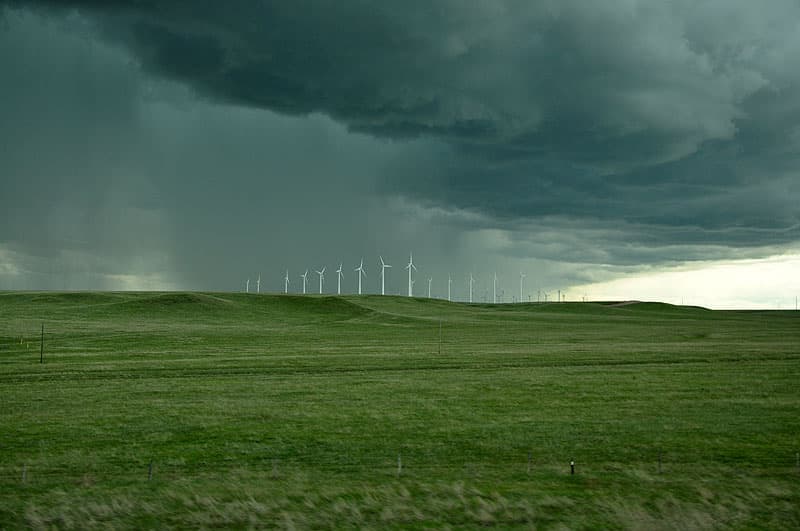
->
(438, 320, 442, 356)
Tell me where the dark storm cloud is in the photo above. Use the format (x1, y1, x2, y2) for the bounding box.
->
(386, 138, 799, 242)
(2, 0, 800, 276)
(8, 0, 763, 151)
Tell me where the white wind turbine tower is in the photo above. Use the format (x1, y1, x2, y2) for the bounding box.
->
(355, 259, 366, 295)
(405, 253, 417, 297)
(246, 278, 250, 294)
(493, 272, 498, 304)
(256, 274, 261, 294)
(448, 275, 452, 302)
(427, 277, 433, 298)
(284, 270, 290, 294)
(300, 270, 308, 294)
(519, 272, 525, 303)
(336, 263, 343, 295)
(379, 256, 392, 295)
(469, 273, 475, 303)
(315, 267, 326, 294)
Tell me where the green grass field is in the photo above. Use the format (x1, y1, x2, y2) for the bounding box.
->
(1, 291, 799, 529)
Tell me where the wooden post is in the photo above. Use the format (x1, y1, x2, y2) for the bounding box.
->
(438, 320, 442, 356)
(40, 323, 44, 364)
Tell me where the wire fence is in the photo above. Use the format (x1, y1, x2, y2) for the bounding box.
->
(3, 451, 799, 486)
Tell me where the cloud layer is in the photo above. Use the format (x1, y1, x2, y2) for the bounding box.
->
(1, 1, 799, 297)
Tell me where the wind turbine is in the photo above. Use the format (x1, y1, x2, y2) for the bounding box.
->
(493, 272, 497, 304)
(448, 275, 452, 302)
(246, 278, 250, 294)
(315, 267, 326, 294)
(336, 263, 343, 295)
(427, 277, 433, 298)
(469, 273, 475, 303)
(284, 270, 290, 294)
(256, 274, 261, 294)
(379, 256, 392, 295)
(300, 270, 308, 294)
(519, 272, 525, 303)
(355, 259, 366, 295)
(405, 253, 417, 297)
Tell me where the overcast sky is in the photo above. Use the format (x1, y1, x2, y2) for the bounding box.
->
(1, 1, 799, 308)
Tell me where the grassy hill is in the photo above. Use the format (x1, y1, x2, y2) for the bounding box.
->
(1, 292, 799, 528)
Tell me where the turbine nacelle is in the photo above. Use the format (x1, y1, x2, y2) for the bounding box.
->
(379, 255, 392, 295)
(405, 253, 417, 271)
(335, 263, 344, 295)
(355, 258, 366, 295)
(406, 252, 416, 297)
(315, 267, 326, 294)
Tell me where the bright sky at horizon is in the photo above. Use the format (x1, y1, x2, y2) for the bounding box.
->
(574, 253, 800, 310)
